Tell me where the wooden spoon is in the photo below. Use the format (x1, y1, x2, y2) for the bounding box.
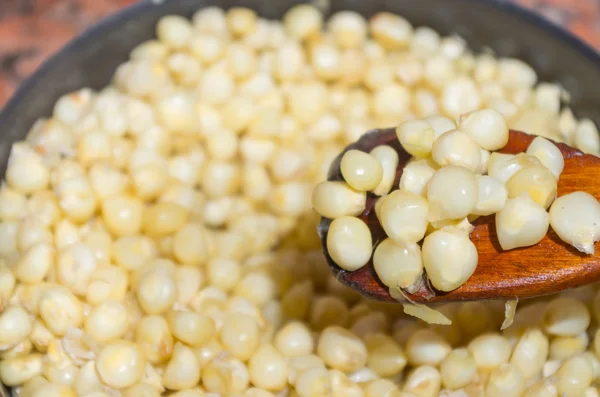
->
(318, 128, 600, 303)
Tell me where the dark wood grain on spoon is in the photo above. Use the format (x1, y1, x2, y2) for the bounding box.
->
(318, 128, 600, 303)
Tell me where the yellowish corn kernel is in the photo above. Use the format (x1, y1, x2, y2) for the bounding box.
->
(162, 342, 201, 390)
(373, 238, 422, 290)
(369, 145, 399, 196)
(549, 192, 600, 254)
(496, 196, 550, 250)
(220, 312, 260, 361)
(282, 4, 322, 40)
(575, 119, 600, 155)
(396, 120, 434, 158)
(556, 355, 594, 397)
(422, 228, 478, 292)
(327, 11, 367, 49)
(0, 305, 31, 350)
(248, 344, 288, 391)
(485, 363, 526, 397)
(378, 190, 428, 244)
(317, 326, 367, 372)
(440, 348, 476, 390)
(526, 136, 564, 179)
(398, 157, 437, 198)
(157, 15, 192, 49)
(509, 327, 548, 379)
(427, 165, 478, 222)
(506, 164, 557, 209)
(13, 243, 54, 284)
(227, 7, 257, 37)
(403, 365, 441, 397)
(96, 340, 145, 389)
(473, 175, 508, 216)
(311, 181, 366, 219)
(84, 301, 128, 343)
(458, 108, 509, 151)
(273, 321, 314, 358)
(340, 150, 384, 192)
(86, 265, 128, 305)
(135, 315, 173, 365)
(369, 12, 413, 49)
(294, 366, 329, 397)
(432, 129, 481, 172)
(142, 202, 189, 237)
(166, 310, 215, 347)
(549, 332, 588, 360)
(326, 216, 372, 272)
(488, 152, 540, 183)
(0, 353, 43, 387)
(38, 285, 83, 337)
(101, 195, 143, 237)
(202, 354, 250, 394)
(468, 333, 512, 370)
(364, 333, 407, 377)
(309, 39, 342, 82)
(543, 296, 590, 336)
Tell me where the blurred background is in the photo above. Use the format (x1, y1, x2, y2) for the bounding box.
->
(0, 0, 599, 107)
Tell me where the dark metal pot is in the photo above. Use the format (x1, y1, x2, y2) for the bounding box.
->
(0, 0, 598, 395)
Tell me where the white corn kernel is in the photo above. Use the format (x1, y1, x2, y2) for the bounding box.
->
(406, 329, 451, 367)
(157, 15, 193, 49)
(378, 190, 428, 244)
(84, 301, 129, 343)
(369, 12, 413, 49)
(488, 152, 540, 183)
(422, 229, 478, 291)
(96, 340, 146, 389)
(427, 165, 478, 221)
(526, 136, 564, 179)
(0, 306, 32, 350)
(283, 4, 322, 40)
(370, 145, 399, 196)
(327, 11, 367, 49)
(506, 165, 557, 209)
(510, 328, 549, 379)
(340, 150, 384, 192)
(317, 326, 367, 372)
(496, 196, 549, 250)
(0, 354, 43, 386)
(549, 192, 600, 254)
(274, 321, 314, 357)
(162, 343, 201, 390)
(458, 109, 509, 151)
(220, 312, 260, 361)
(468, 333, 512, 370)
(326, 216, 372, 271)
(373, 239, 423, 290)
(38, 286, 83, 336)
(101, 195, 143, 237)
(13, 243, 54, 284)
(136, 265, 177, 315)
(473, 175, 508, 216)
(440, 348, 477, 390)
(167, 310, 215, 347)
(248, 344, 288, 391)
(399, 157, 437, 197)
(396, 120, 434, 158)
(403, 365, 441, 397)
(575, 119, 600, 155)
(556, 355, 594, 397)
(431, 129, 481, 172)
(543, 297, 590, 336)
(226, 7, 257, 37)
(485, 363, 526, 397)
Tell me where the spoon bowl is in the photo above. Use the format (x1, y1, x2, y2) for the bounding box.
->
(318, 128, 600, 303)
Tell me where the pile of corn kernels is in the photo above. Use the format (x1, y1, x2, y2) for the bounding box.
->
(1, 4, 600, 397)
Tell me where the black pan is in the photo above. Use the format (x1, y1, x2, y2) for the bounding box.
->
(0, 0, 598, 395)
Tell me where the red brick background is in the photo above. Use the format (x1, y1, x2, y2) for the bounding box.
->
(0, 0, 598, 107)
